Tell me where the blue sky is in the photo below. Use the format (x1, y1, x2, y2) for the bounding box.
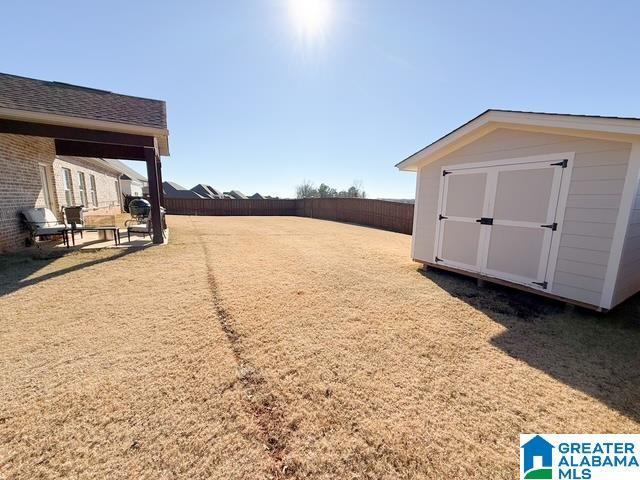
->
(2, 1, 639, 198)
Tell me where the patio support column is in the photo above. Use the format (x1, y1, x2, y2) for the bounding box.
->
(157, 159, 165, 207)
(144, 147, 164, 244)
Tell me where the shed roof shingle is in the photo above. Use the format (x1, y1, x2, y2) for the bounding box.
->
(0, 73, 167, 129)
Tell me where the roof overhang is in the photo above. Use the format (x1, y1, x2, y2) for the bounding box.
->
(396, 110, 640, 172)
(0, 106, 169, 156)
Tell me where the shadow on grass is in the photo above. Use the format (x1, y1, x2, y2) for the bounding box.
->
(420, 267, 640, 423)
(0, 247, 144, 298)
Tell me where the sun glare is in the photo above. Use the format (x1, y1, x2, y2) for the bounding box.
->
(289, 0, 332, 38)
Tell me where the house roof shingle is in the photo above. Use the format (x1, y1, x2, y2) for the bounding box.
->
(0, 72, 167, 129)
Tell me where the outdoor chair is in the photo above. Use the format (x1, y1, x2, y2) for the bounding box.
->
(62, 206, 85, 238)
(125, 217, 151, 242)
(20, 207, 68, 247)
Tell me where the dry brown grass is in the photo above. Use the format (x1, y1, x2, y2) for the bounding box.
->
(1, 215, 639, 479)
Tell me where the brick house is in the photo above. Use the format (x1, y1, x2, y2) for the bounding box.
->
(103, 158, 148, 198)
(0, 72, 169, 252)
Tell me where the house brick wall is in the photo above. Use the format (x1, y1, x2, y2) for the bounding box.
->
(0, 134, 125, 252)
(0, 133, 57, 252)
(52, 157, 122, 216)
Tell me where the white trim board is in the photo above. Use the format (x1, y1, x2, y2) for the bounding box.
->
(600, 141, 640, 309)
(410, 168, 422, 260)
(437, 151, 575, 172)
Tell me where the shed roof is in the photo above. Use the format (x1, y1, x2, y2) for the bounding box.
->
(397, 110, 640, 171)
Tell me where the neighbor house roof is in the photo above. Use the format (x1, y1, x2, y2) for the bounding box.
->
(56, 156, 125, 176)
(191, 184, 224, 199)
(163, 181, 203, 198)
(225, 190, 248, 200)
(0, 72, 169, 155)
(249, 193, 264, 199)
(396, 109, 640, 171)
(103, 159, 147, 183)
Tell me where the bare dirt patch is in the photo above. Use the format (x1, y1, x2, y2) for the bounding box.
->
(1, 215, 639, 479)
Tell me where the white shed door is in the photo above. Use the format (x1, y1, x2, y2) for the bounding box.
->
(436, 169, 489, 272)
(436, 159, 566, 290)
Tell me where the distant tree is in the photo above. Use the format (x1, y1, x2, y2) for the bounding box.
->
(318, 183, 337, 198)
(351, 180, 366, 198)
(297, 180, 365, 198)
(296, 180, 318, 198)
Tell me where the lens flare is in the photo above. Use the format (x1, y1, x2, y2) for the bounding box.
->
(289, 0, 332, 38)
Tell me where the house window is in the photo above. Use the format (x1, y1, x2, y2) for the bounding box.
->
(78, 172, 88, 206)
(62, 168, 74, 205)
(89, 174, 98, 207)
(38, 165, 53, 210)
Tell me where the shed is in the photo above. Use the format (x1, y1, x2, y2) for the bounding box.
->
(397, 110, 640, 311)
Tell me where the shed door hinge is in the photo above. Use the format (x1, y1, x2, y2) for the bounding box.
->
(442, 170, 452, 176)
(439, 214, 447, 220)
(541, 222, 558, 231)
(434, 256, 443, 262)
(532, 281, 548, 289)
(551, 159, 568, 168)
(475, 217, 494, 225)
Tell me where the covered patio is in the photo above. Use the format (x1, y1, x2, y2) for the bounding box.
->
(0, 74, 169, 246)
(41, 215, 166, 251)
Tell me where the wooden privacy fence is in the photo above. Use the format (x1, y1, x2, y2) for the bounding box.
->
(163, 197, 414, 234)
(297, 198, 414, 234)
(164, 198, 299, 216)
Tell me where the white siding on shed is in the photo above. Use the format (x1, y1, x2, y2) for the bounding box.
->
(412, 128, 632, 306)
(613, 168, 640, 305)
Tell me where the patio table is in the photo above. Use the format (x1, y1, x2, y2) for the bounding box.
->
(66, 225, 120, 247)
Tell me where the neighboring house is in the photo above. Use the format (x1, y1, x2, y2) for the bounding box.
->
(224, 190, 248, 199)
(104, 159, 148, 197)
(0, 72, 169, 251)
(249, 193, 264, 199)
(119, 174, 145, 197)
(53, 156, 124, 213)
(163, 181, 203, 199)
(191, 184, 224, 199)
(397, 109, 640, 311)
